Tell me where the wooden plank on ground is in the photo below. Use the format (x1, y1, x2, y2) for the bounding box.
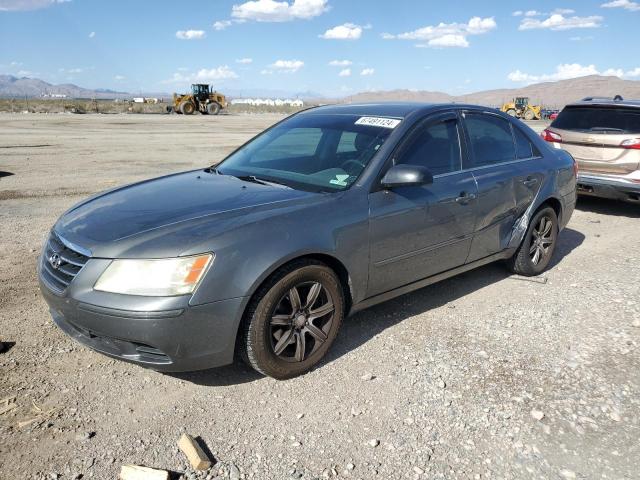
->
(177, 433, 212, 471)
(119, 465, 169, 480)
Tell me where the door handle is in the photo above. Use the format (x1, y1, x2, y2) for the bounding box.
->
(455, 192, 477, 204)
(522, 177, 539, 187)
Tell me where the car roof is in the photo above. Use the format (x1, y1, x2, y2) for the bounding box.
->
(301, 102, 487, 118)
(565, 97, 640, 109)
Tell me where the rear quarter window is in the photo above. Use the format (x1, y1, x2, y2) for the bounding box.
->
(551, 106, 640, 134)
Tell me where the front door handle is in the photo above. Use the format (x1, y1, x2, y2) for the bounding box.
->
(522, 177, 539, 187)
(455, 192, 477, 204)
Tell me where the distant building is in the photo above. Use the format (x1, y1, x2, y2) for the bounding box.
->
(230, 97, 304, 107)
(41, 93, 67, 98)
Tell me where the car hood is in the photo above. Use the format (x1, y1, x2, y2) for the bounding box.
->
(55, 170, 318, 257)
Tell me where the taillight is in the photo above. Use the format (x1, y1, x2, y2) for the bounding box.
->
(541, 129, 562, 143)
(620, 138, 640, 150)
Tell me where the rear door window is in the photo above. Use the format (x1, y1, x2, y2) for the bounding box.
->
(464, 113, 516, 167)
(551, 106, 640, 134)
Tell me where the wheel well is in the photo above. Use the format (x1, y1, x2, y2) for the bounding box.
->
(243, 254, 353, 320)
(538, 197, 562, 224)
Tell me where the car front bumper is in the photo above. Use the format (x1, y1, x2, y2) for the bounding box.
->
(576, 173, 640, 203)
(39, 276, 247, 372)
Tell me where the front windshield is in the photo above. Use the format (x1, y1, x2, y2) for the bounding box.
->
(216, 113, 398, 192)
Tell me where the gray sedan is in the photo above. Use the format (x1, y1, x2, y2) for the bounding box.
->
(39, 103, 577, 379)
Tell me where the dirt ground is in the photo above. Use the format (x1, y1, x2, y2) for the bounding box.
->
(0, 113, 638, 480)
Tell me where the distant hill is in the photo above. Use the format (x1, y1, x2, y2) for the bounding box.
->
(2, 73, 639, 108)
(343, 75, 640, 109)
(0, 75, 141, 99)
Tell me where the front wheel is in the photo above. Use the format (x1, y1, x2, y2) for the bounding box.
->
(524, 109, 535, 121)
(240, 260, 344, 379)
(507, 206, 558, 276)
(506, 109, 517, 117)
(206, 102, 221, 115)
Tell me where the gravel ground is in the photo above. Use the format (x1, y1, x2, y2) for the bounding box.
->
(0, 113, 638, 480)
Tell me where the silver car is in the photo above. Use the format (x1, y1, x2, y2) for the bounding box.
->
(542, 96, 640, 203)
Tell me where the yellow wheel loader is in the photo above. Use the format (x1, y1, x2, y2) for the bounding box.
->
(169, 84, 227, 115)
(500, 97, 542, 121)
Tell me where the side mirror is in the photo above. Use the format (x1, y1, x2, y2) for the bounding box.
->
(380, 164, 433, 189)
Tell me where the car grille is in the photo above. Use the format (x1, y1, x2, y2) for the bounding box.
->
(40, 232, 90, 293)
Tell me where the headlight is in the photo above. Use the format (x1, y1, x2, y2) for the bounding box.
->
(94, 254, 213, 296)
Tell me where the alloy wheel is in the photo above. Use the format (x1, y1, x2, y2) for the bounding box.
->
(529, 215, 554, 265)
(270, 281, 335, 363)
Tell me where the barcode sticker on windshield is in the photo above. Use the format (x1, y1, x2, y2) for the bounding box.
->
(355, 116, 401, 129)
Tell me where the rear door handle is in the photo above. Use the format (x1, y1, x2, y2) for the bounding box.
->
(522, 178, 539, 187)
(455, 192, 477, 204)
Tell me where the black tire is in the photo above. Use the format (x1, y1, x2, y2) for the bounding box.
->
(206, 102, 221, 115)
(507, 206, 558, 276)
(524, 109, 535, 121)
(179, 101, 195, 115)
(506, 109, 517, 117)
(240, 260, 344, 379)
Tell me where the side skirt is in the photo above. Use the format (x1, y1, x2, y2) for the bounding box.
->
(349, 249, 515, 315)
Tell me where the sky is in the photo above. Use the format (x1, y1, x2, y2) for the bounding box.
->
(1, 0, 639, 97)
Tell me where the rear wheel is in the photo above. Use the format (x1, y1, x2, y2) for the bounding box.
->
(507, 206, 558, 276)
(506, 109, 517, 117)
(524, 109, 535, 121)
(240, 260, 344, 379)
(206, 102, 221, 115)
(179, 101, 196, 115)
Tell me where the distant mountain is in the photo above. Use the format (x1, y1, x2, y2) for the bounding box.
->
(0, 75, 146, 99)
(343, 75, 640, 108)
(2, 73, 639, 108)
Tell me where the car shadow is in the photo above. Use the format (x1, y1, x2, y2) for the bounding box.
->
(175, 227, 584, 386)
(576, 196, 640, 218)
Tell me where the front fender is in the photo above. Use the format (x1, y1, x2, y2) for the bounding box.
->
(188, 191, 370, 307)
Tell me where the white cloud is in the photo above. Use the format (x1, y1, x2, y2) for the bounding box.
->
(213, 20, 233, 30)
(320, 23, 364, 40)
(507, 63, 640, 83)
(360, 68, 375, 76)
(261, 59, 304, 74)
(328, 60, 352, 67)
(425, 34, 469, 48)
(519, 14, 603, 30)
(601, 0, 640, 11)
(231, 0, 328, 22)
(383, 16, 496, 48)
(525, 10, 542, 16)
(0, 0, 70, 11)
(512, 10, 523, 16)
(570, 35, 594, 41)
(602, 68, 625, 77)
(165, 66, 238, 84)
(235, 58, 253, 64)
(176, 30, 206, 40)
(114, 75, 125, 81)
(88, 31, 95, 38)
(338, 68, 351, 77)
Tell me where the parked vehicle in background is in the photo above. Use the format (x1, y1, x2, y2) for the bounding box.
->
(39, 103, 576, 379)
(542, 96, 640, 203)
(541, 109, 559, 121)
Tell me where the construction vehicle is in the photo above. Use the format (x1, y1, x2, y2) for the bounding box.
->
(170, 84, 227, 115)
(500, 97, 542, 121)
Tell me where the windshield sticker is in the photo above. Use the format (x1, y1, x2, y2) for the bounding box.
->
(329, 174, 350, 186)
(355, 116, 401, 129)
